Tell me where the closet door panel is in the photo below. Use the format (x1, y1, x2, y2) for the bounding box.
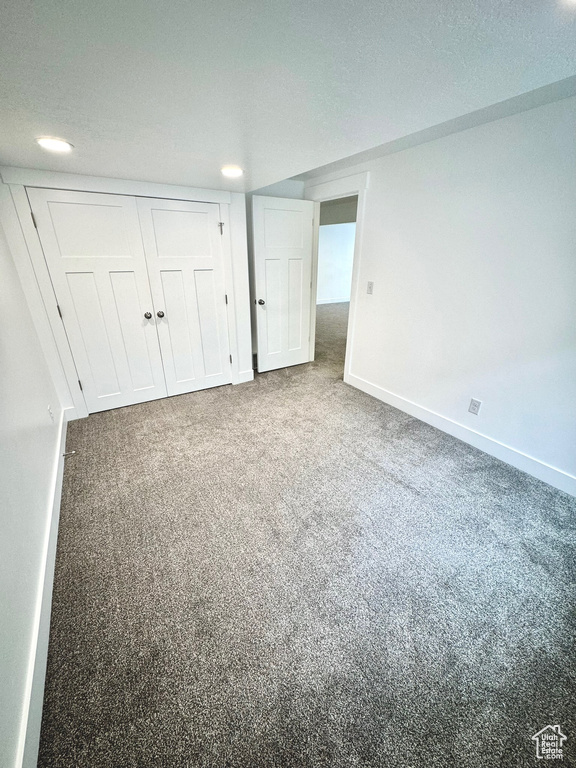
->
(27, 188, 167, 413)
(194, 269, 224, 377)
(137, 198, 232, 396)
(159, 270, 199, 384)
(66, 271, 121, 397)
(109, 271, 159, 392)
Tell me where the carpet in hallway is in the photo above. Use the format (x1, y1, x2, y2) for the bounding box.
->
(39, 302, 576, 767)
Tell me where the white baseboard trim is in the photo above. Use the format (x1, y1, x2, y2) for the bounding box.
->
(345, 372, 576, 497)
(316, 298, 350, 305)
(236, 369, 255, 384)
(19, 413, 67, 768)
(62, 404, 84, 422)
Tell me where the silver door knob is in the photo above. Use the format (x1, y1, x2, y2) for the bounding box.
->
(258, 299, 265, 305)
(157, 310, 165, 318)
(144, 312, 152, 319)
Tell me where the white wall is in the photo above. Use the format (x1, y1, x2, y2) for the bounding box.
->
(307, 95, 576, 494)
(0, 217, 64, 767)
(250, 179, 305, 199)
(317, 223, 355, 304)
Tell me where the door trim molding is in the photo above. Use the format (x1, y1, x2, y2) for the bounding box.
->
(227, 193, 255, 384)
(219, 202, 241, 384)
(0, 167, 231, 205)
(304, 172, 370, 202)
(0, 182, 87, 419)
(304, 172, 370, 378)
(308, 201, 320, 361)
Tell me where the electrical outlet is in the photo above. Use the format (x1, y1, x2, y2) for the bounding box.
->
(367, 281, 374, 295)
(468, 398, 482, 416)
(47, 404, 55, 423)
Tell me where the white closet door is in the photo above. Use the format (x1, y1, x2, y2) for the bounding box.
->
(252, 196, 314, 372)
(27, 188, 167, 413)
(136, 198, 232, 395)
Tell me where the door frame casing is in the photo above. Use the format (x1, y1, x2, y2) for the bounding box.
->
(0, 183, 86, 418)
(0, 167, 253, 420)
(304, 172, 370, 381)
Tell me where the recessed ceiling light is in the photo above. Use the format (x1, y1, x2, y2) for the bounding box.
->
(221, 165, 243, 178)
(36, 137, 74, 153)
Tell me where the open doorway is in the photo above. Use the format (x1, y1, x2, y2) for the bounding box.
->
(313, 195, 358, 374)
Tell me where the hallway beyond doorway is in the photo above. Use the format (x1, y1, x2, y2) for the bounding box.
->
(314, 301, 349, 376)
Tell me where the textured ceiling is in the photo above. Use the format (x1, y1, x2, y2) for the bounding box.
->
(0, 0, 575, 192)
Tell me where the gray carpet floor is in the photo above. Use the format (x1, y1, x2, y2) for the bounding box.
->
(39, 302, 576, 767)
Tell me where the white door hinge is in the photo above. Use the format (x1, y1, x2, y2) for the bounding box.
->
(218, 221, 224, 235)
(57, 304, 63, 319)
(31, 211, 38, 229)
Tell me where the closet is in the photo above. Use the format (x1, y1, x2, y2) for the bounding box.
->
(28, 188, 232, 413)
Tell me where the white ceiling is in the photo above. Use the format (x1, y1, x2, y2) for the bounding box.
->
(1, 0, 575, 192)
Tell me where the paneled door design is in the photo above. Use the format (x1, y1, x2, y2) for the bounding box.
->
(252, 196, 314, 372)
(27, 188, 167, 413)
(136, 198, 232, 395)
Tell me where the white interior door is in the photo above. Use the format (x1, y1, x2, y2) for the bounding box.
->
(252, 196, 314, 372)
(27, 188, 167, 413)
(137, 198, 232, 395)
